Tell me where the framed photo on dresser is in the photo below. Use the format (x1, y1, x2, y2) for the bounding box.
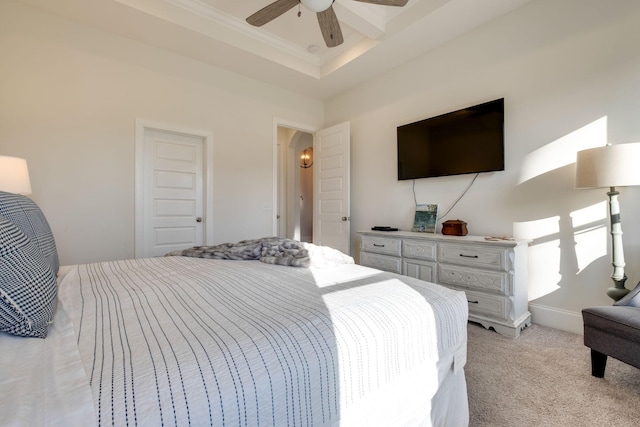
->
(413, 203, 438, 233)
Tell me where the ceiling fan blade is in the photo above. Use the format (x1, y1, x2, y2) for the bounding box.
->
(317, 6, 344, 47)
(353, 0, 409, 6)
(247, 0, 300, 27)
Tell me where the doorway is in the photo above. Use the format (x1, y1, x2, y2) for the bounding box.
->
(275, 120, 351, 255)
(276, 125, 314, 242)
(293, 131, 314, 243)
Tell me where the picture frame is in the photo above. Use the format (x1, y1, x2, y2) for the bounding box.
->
(412, 204, 438, 233)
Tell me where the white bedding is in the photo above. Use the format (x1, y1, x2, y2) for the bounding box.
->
(0, 257, 468, 427)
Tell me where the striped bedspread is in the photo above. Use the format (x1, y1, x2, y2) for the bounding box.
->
(58, 256, 468, 426)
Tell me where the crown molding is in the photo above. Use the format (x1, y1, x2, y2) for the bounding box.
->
(114, 0, 326, 75)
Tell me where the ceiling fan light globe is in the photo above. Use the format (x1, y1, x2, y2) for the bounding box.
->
(301, 0, 333, 13)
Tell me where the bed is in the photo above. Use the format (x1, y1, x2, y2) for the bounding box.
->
(0, 192, 469, 427)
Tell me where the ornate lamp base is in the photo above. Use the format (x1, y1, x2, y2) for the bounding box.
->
(606, 276, 629, 302)
(605, 188, 629, 302)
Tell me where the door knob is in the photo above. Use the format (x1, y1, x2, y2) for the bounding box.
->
(196, 217, 203, 223)
(342, 216, 350, 221)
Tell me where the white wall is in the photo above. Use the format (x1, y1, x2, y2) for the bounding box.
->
(325, 0, 640, 333)
(3, 0, 640, 334)
(0, 1, 324, 265)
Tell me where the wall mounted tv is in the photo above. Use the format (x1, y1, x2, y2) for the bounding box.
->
(397, 98, 504, 180)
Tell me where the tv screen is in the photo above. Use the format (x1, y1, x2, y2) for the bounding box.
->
(397, 98, 504, 180)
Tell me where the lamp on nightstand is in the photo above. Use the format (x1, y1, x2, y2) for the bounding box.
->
(575, 143, 640, 301)
(0, 155, 32, 195)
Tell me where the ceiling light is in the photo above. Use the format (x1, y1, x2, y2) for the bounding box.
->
(300, 0, 333, 13)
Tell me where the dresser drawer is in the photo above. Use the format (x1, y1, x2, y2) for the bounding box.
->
(438, 264, 509, 295)
(361, 235, 402, 257)
(439, 242, 508, 271)
(464, 289, 509, 320)
(403, 259, 436, 282)
(360, 252, 402, 274)
(403, 239, 437, 261)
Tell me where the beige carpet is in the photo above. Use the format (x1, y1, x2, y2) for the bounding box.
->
(465, 322, 640, 426)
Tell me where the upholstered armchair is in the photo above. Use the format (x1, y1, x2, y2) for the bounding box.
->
(582, 282, 640, 377)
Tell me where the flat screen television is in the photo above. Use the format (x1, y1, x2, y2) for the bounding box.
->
(397, 98, 504, 180)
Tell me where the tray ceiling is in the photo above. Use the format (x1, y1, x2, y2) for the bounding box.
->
(16, 0, 532, 100)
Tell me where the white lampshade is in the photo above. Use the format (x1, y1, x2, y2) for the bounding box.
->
(301, 0, 333, 12)
(575, 142, 640, 189)
(0, 155, 32, 195)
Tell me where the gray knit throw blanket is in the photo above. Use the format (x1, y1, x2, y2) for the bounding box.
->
(167, 237, 311, 267)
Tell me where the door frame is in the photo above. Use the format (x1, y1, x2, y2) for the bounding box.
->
(134, 119, 214, 258)
(272, 118, 318, 237)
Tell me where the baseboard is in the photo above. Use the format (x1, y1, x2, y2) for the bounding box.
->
(528, 303, 583, 335)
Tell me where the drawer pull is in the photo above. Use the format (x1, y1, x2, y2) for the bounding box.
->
(468, 300, 479, 304)
(459, 254, 479, 259)
(373, 244, 385, 247)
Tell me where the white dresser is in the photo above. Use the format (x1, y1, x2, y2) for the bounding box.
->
(358, 231, 531, 337)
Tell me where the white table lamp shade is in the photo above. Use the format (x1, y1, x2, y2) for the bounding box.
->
(575, 142, 640, 189)
(0, 156, 32, 195)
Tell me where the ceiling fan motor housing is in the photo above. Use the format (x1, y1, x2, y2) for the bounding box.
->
(247, 0, 408, 48)
(301, 0, 333, 13)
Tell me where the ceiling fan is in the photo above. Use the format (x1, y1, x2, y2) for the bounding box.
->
(246, 0, 409, 48)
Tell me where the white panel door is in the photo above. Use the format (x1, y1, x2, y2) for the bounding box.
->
(142, 129, 204, 257)
(314, 122, 350, 255)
